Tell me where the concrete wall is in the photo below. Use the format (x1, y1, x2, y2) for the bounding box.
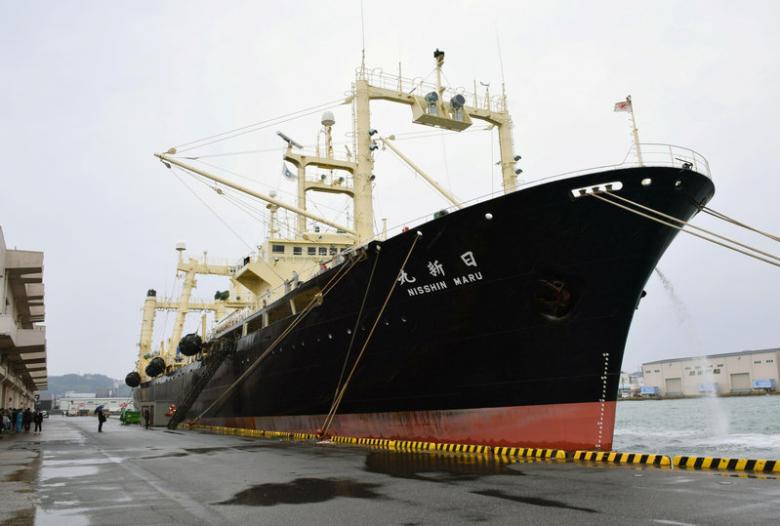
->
(0, 226, 47, 405)
(642, 349, 780, 397)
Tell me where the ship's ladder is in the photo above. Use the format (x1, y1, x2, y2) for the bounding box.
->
(166, 338, 236, 429)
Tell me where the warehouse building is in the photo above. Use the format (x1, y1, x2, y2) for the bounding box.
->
(0, 226, 47, 408)
(642, 348, 779, 397)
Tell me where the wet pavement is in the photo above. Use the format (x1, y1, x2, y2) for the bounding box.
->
(0, 416, 779, 525)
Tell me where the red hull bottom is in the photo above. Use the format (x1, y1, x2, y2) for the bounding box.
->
(199, 401, 616, 451)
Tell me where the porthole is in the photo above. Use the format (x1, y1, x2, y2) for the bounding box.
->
(641, 178, 652, 186)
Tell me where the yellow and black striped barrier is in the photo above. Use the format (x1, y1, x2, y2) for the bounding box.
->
(493, 446, 567, 460)
(574, 450, 671, 467)
(331, 436, 565, 460)
(186, 425, 778, 475)
(189, 425, 564, 460)
(674, 455, 780, 473)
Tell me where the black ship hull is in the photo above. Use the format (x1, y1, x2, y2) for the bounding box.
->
(136, 166, 714, 450)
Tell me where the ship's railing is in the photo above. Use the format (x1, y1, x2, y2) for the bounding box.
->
(512, 142, 711, 191)
(357, 67, 506, 113)
(155, 297, 221, 310)
(367, 143, 712, 243)
(620, 143, 710, 178)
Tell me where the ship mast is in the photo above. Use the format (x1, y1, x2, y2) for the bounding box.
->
(153, 50, 518, 319)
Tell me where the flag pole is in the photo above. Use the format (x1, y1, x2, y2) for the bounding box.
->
(627, 95, 643, 166)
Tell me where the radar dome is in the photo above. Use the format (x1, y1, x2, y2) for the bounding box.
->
(321, 111, 336, 127)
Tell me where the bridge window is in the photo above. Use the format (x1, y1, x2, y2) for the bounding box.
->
(319, 247, 327, 255)
(293, 247, 302, 256)
(307, 247, 316, 256)
(272, 244, 285, 254)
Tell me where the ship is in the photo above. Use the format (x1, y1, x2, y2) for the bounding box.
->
(127, 49, 715, 451)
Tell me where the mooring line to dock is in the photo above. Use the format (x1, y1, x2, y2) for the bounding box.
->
(186, 424, 780, 476)
(588, 191, 780, 268)
(189, 252, 364, 422)
(319, 232, 423, 437)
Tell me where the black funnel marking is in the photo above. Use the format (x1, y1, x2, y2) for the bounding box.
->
(216, 477, 383, 506)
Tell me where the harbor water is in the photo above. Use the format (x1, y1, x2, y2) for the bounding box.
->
(613, 395, 780, 458)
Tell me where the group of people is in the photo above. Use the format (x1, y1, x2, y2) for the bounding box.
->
(0, 408, 44, 434)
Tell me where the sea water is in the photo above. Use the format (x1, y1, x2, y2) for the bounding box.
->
(613, 396, 780, 458)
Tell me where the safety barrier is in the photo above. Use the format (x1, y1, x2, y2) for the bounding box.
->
(187, 425, 778, 475)
(574, 450, 671, 466)
(331, 435, 565, 460)
(673, 455, 780, 473)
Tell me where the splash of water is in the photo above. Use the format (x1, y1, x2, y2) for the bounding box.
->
(694, 357, 731, 436)
(654, 267, 730, 436)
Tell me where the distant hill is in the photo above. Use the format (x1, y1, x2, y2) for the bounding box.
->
(42, 374, 131, 398)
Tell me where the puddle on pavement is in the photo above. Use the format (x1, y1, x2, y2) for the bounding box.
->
(35, 505, 90, 526)
(138, 451, 190, 460)
(39, 466, 99, 482)
(472, 489, 598, 513)
(139, 443, 278, 460)
(217, 477, 383, 506)
(364, 450, 525, 482)
(43, 458, 115, 466)
(5, 466, 37, 483)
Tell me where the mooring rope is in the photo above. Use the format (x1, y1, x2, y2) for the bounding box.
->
(192, 252, 363, 422)
(701, 206, 780, 243)
(589, 192, 780, 268)
(330, 245, 382, 408)
(319, 232, 423, 437)
(601, 191, 780, 264)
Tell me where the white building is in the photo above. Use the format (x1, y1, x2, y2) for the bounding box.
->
(0, 226, 47, 409)
(57, 396, 133, 415)
(642, 348, 779, 397)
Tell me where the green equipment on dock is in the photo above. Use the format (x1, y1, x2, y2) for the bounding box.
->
(120, 409, 141, 425)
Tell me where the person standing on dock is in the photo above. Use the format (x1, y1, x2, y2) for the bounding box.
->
(143, 408, 151, 430)
(15, 409, 22, 433)
(22, 408, 32, 432)
(97, 408, 107, 432)
(33, 410, 43, 433)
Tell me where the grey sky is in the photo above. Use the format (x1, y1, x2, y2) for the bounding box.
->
(1, 1, 778, 379)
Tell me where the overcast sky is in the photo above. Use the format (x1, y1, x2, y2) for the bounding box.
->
(1, 1, 778, 380)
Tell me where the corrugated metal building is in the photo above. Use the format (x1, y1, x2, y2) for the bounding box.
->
(642, 348, 779, 397)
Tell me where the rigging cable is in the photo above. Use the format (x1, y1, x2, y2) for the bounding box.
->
(319, 231, 422, 437)
(173, 98, 347, 152)
(191, 158, 351, 216)
(172, 168, 255, 251)
(185, 126, 490, 160)
(588, 192, 780, 268)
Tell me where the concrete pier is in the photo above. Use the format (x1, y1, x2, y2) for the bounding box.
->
(1, 416, 778, 525)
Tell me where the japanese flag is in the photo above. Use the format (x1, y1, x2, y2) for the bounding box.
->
(614, 98, 632, 112)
